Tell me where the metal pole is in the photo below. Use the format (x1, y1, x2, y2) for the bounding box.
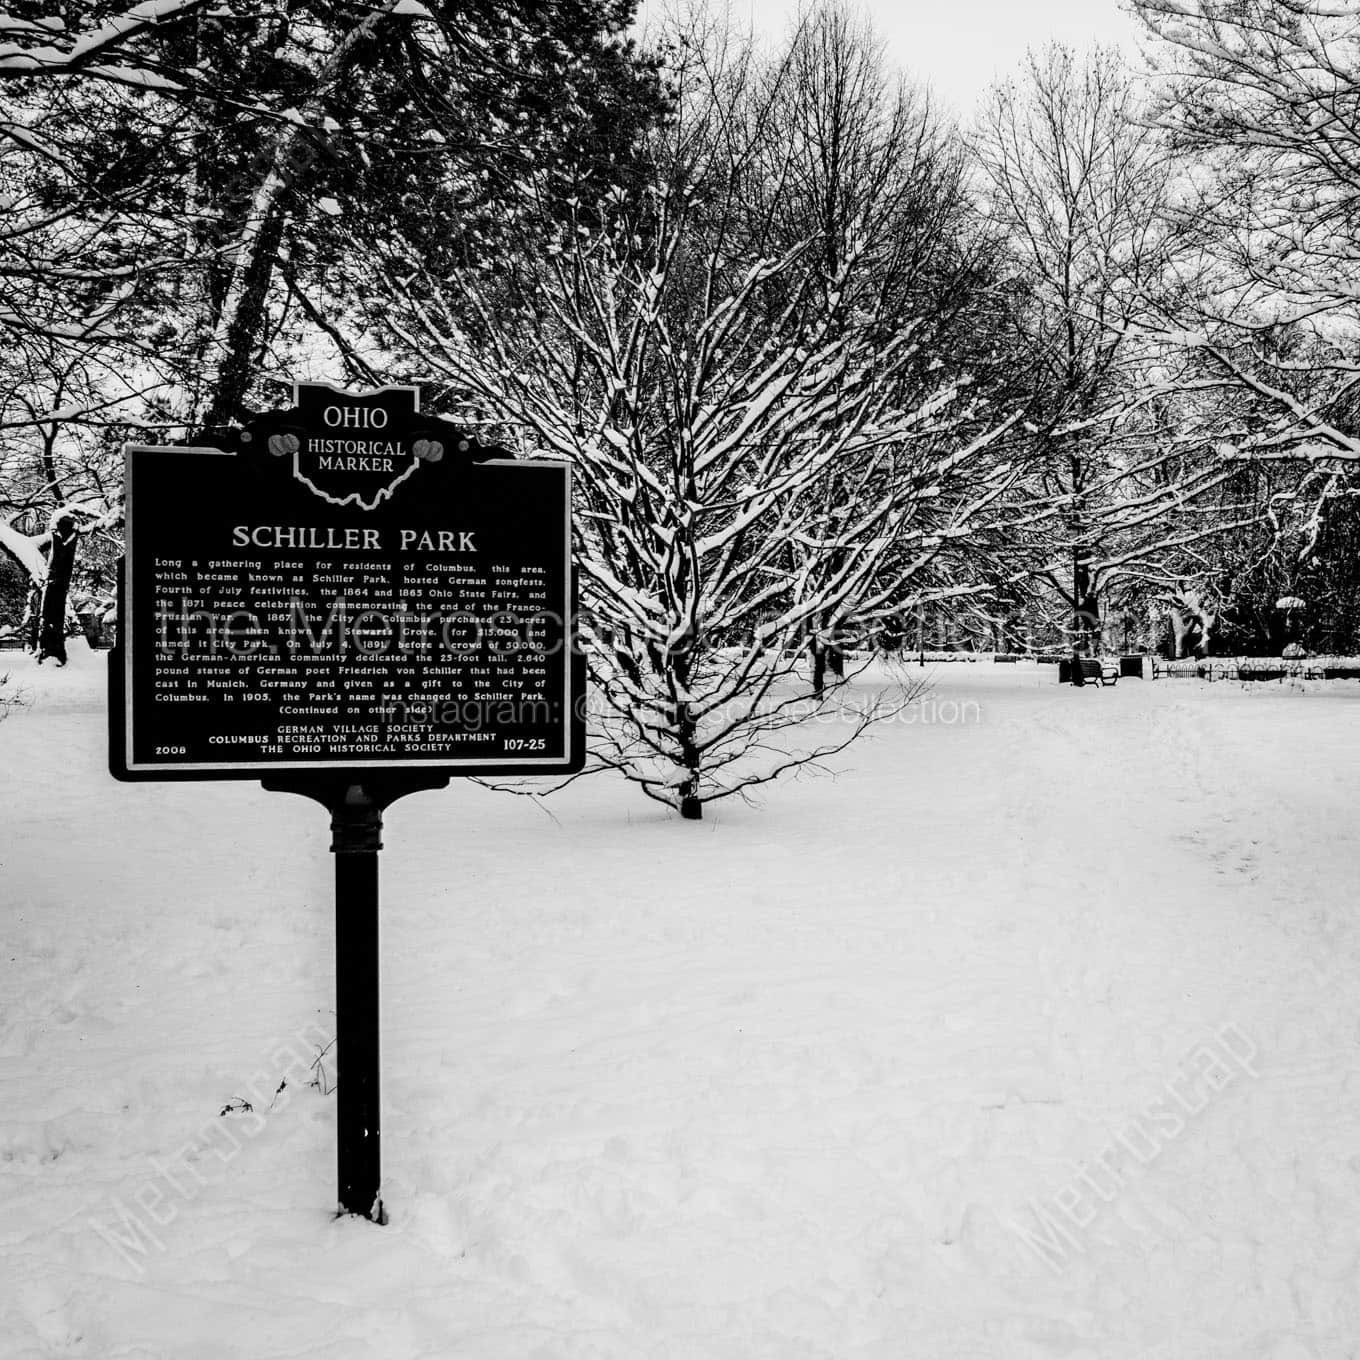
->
(331, 784, 385, 1223)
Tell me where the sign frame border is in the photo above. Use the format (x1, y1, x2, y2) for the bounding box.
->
(110, 442, 585, 782)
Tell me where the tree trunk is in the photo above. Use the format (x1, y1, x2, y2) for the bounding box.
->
(202, 204, 288, 430)
(675, 700, 703, 820)
(1169, 607, 1192, 659)
(36, 512, 79, 665)
(198, 6, 390, 431)
(1073, 545, 1099, 656)
(810, 640, 827, 697)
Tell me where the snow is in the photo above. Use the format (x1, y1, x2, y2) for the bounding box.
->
(4, 652, 1360, 1357)
(0, 0, 201, 84)
(0, 516, 45, 582)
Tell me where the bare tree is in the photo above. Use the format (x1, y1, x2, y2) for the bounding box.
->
(0, 355, 123, 660)
(374, 21, 1020, 818)
(1132, 0, 1360, 593)
(1, 1, 665, 431)
(0, 1, 664, 655)
(735, 4, 1006, 686)
(974, 43, 1193, 658)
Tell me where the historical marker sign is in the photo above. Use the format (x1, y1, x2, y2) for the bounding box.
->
(109, 382, 586, 1222)
(110, 382, 584, 780)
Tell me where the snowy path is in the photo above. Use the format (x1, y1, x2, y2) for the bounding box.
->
(4, 653, 1360, 1358)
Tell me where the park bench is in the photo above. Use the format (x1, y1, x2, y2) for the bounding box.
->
(1075, 657, 1119, 686)
(1060, 656, 1119, 685)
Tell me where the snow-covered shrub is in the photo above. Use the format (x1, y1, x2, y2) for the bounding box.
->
(384, 32, 1025, 817)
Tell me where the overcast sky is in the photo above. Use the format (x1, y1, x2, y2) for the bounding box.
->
(636, 0, 1144, 120)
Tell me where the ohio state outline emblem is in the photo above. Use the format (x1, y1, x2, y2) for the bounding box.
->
(273, 383, 440, 511)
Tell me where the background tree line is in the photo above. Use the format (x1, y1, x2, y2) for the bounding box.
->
(3, 0, 1359, 811)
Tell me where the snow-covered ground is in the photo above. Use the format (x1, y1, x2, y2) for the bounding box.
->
(4, 649, 1360, 1359)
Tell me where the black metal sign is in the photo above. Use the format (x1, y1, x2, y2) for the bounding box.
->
(110, 382, 584, 780)
(108, 383, 586, 1223)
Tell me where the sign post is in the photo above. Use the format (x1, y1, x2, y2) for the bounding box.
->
(112, 383, 584, 1221)
(332, 785, 383, 1221)
(265, 774, 449, 1222)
